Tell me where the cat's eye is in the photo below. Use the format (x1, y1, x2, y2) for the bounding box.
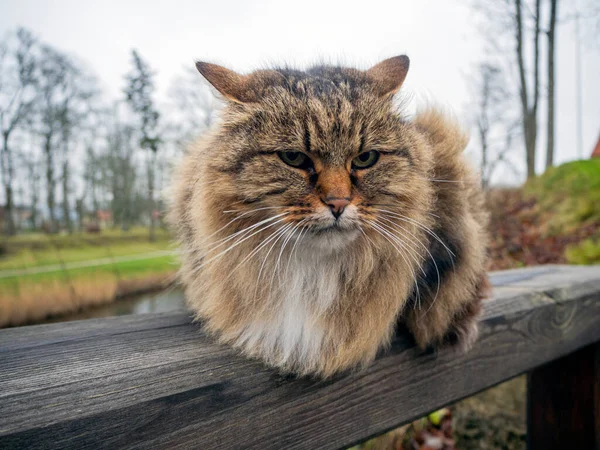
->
(352, 151, 380, 169)
(278, 151, 312, 170)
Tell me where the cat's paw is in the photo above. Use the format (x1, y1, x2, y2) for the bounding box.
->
(438, 273, 489, 352)
(407, 291, 484, 353)
(441, 314, 479, 352)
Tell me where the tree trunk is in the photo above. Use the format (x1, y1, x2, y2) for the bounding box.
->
(514, 0, 541, 179)
(29, 177, 38, 230)
(1, 133, 16, 236)
(44, 134, 57, 233)
(90, 173, 99, 227)
(62, 160, 72, 234)
(546, 0, 558, 169)
(4, 184, 16, 235)
(525, 113, 537, 179)
(25, 157, 39, 230)
(479, 126, 489, 189)
(147, 152, 156, 242)
(75, 198, 85, 232)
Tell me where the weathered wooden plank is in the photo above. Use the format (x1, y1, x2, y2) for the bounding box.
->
(527, 342, 600, 450)
(0, 265, 599, 450)
(0, 311, 193, 352)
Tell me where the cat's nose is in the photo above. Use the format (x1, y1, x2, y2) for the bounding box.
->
(324, 197, 350, 219)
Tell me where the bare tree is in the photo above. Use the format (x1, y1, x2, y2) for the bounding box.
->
(472, 0, 564, 179)
(546, 0, 558, 168)
(167, 66, 218, 149)
(37, 46, 66, 232)
(57, 73, 98, 234)
(471, 62, 522, 187)
(475, 64, 501, 188)
(99, 106, 139, 230)
(515, 0, 542, 179)
(20, 147, 41, 229)
(124, 50, 161, 242)
(0, 28, 38, 235)
(36, 45, 94, 232)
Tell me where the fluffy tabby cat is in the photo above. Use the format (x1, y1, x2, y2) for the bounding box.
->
(169, 55, 490, 377)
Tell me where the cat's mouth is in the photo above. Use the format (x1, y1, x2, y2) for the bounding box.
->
(311, 221, 357, 235)
(303, 221, 361, 251)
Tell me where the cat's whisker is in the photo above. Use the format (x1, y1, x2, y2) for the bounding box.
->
(194, 208, 277, 249)
(416, 177, 465, 184)
(195, 216, 289, 271)
(222, 206, 287, 215)
(374, 219, 425, 276)
(201, 212, 289, 255)
(368, 222, 422, 309)
(237, 225, 289, 271)
(356, 224, 380, 274)
(221, 222, 291, 285)
(370, 203, 439, 219)
(372, 221, 426, 311)
(276, 222, 302, 270)
(357, 223, 378, 250)
(378, 216, 442, 312)
(228, 223, 292, 286)
(268, 222, 300, 294)
(183, 208, 273, 253)
(253, 223, 297, 303)
(272, 218, 310, 285)
(284, 219, 310, 277)
(378, 211, 456, 310)
(185, 219, 280, 275)
(370, 222, 422, 309)
(377, 209, 455, 259)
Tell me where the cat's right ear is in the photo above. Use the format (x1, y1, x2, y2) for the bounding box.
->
(196, 61, 253, 104)
(366, 55, 410, 97)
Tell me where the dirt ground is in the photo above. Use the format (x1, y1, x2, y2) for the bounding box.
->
(353, 377, 527, 450)
(453, 377, 526, 450)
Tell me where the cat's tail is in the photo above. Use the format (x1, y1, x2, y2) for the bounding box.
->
(413, 108, 469, 157)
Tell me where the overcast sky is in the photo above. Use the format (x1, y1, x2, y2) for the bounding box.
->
(1, 0, 599, 181)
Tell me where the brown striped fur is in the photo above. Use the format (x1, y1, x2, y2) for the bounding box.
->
(169, 56, 489, 377)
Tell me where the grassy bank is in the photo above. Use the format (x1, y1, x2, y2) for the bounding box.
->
(0, 229, 179, 327)
(526, 159, 600, 265)
(488, 159, 600, 270)
(0, 226, 171, 253)
(525, 159, 600, 235)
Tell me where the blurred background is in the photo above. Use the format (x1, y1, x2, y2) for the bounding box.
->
(0, 0, 599, 448)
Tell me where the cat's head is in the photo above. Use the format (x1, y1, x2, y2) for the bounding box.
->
(193, 56, 433, 251)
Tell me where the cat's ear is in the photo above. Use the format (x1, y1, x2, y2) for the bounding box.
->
(195, 61, 256, 104)
(366, 55, 410, 97)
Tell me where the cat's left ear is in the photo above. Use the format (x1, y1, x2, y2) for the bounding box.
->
(366, 55, 410, 97)
(195, 61, 251, 103)
(195, 61, 280, 104)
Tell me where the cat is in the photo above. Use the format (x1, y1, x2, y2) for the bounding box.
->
(169, 55, 490, 377)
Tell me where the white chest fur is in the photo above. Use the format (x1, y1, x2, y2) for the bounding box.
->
(235, 245, 343, 371)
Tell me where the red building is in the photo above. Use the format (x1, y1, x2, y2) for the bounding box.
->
(592, 134, 600, 159)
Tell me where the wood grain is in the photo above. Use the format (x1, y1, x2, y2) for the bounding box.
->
(0, 265, 599, 450)
(528, 342, 600, 450)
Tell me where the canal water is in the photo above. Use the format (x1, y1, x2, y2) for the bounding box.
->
(45, 289, 188, 324)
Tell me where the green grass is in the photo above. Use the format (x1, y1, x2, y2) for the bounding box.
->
(0, 254, 178, 290)
(566, 239, 600, 265)
(0, 228, 179, 298)
(0, 240, 173, 271)
(525, 159, 600, 236)
(0, 227, 172, 253)
(0, 228, 174, 270)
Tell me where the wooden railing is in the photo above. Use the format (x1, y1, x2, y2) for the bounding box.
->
(1, 265, 599, 449)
